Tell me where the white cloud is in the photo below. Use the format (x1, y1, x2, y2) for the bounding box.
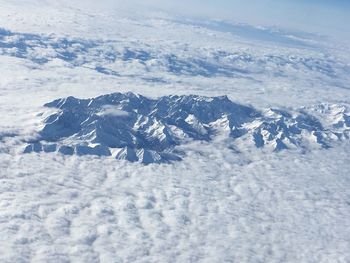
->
(1, 138, 350, 262)
(98, 105, 130, 117)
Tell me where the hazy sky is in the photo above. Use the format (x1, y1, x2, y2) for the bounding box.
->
(151, 0, 350, 39)
(81, 0, 350, 41)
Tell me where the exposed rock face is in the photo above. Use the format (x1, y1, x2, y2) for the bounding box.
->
(24, 92, 350, 163)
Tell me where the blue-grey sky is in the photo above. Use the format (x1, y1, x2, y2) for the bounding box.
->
(84, 0, 350, 41)
(141, 0, 350, 41)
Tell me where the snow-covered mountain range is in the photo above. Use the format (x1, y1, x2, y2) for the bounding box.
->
(23, 92, 349, 164)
